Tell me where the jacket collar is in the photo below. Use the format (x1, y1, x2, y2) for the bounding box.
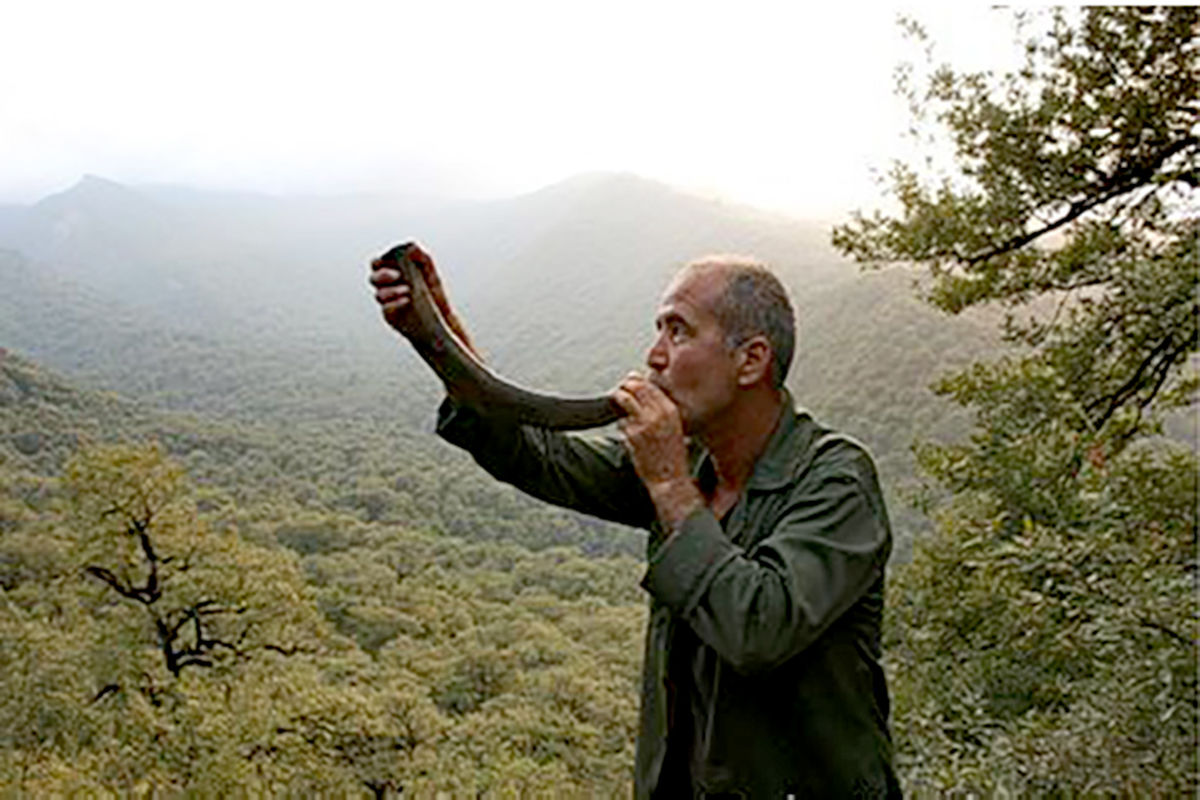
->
(746, 389, 817, 491)
(689, 390, 817, 493)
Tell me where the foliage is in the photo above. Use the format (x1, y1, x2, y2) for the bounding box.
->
(835, 7, 1197, 459)
(64, 442, 324, 678)
(0, 349, 646, 558)
(0, 441, 645, 795)
(836, 7, 1199, 794)
(886, 442, 1197, 795)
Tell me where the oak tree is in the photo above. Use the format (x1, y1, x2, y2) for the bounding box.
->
(835, 7, 1198, 794)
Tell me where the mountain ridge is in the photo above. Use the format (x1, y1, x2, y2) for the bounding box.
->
(0, 170, 1009, 553)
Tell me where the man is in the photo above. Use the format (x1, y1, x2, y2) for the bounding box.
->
(370, 252, 900, 798)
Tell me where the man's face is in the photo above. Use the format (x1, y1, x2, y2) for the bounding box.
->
(645, 267, 740, 434)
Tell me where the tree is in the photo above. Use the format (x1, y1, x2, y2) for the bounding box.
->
(835, 7, 1196, 474)
(65, 442, 322, 683)
(833, 7, 1198, 795)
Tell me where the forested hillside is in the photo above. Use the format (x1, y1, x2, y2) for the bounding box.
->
(0, 172, 1002, 559)
(1, 371, 647, 793)
(0, 170, 1003, 792)
(0, 352, 640, 558)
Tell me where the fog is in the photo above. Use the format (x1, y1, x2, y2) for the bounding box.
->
(2, 2, 1019, 218)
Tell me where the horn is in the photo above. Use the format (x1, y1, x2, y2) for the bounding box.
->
(378, 242, 623, 430)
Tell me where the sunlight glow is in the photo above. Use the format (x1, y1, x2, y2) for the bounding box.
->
(1, 1, 1017, 217)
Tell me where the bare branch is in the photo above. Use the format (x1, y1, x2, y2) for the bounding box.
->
(84, 565, 145, 603)
(1140, 617, 1194, 648)
(91, 683, 120, 704)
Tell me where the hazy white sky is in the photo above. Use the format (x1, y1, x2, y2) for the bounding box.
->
(2, 1, 1019, 218)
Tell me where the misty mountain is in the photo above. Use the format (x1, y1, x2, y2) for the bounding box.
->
(455, 173, 850, 393)
(0, 172, 844, 349)
(0, 171, 1007, 551)
(0, 174, 431, 335)
(0, 171, 861, 414)
(0, 348, 646, 557)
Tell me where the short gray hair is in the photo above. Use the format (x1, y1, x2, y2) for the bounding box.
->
(685, 255, 796, 389)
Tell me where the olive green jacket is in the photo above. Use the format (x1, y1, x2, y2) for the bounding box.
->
(436, 394, 899, 798)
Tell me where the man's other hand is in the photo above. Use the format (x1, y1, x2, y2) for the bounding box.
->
(369, 258, 417, 333)
(369, 246, 479, 358)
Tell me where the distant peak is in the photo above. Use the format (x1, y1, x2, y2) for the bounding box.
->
(36, 173, 144, 209)
(518, 171, 680, 206)
(551, 170, 666, 191)
(74, 174, 135, 194)
(79, 173, 119, 186)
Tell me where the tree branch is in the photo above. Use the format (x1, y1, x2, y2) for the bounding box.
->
(1087, 333, 1188, 430)
(132, 518, 161, 603)
(1140, 617, 1194, 648)
(263, 643, 317, 657)
(84, 565, 145, 603)
(92, 683, 120, 704)
(964, 136, 1198, 266)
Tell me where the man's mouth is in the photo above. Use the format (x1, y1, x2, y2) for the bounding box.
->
(648, 375, 675, 402)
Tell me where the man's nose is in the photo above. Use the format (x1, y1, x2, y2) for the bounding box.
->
(646, 334, 668, 371)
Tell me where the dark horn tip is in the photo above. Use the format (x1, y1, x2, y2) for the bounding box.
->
(379, 242, 415, 262)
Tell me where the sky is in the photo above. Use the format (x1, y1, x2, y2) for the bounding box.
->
(1, 2, 1021, 219)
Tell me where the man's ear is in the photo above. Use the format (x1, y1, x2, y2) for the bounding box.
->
(736, 336, 773, 387)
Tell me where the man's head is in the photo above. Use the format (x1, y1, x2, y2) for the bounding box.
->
(646, 255, 795, 433)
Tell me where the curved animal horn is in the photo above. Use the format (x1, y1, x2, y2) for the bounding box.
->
(378, 242, 624, 430)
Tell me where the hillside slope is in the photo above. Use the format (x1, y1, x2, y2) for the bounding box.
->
(0, 172, 1008, 553)
(0, 350, 643, 557)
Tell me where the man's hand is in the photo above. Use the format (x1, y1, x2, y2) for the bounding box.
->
(612, 373, 704, 532)
(369, 246, 480, 358)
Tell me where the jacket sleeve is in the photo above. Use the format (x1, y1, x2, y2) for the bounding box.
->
(435, 396, 657, 529)
(640, 443, 890, 674)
